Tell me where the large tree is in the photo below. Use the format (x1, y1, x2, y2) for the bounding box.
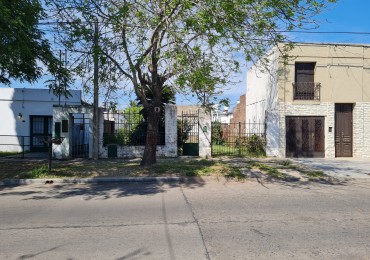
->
(48, 0, 336, 166)
(0, 0, 70, 90)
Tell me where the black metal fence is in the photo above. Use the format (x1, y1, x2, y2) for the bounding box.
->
(293, 82, 321, 100)
(0, 135, 49, 158)
(71, 113, 90, 158)
(103, 111, 165, 146)
(211, 122, 266, 157)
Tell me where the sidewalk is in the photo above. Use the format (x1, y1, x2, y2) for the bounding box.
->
(289, 158, 370, 179)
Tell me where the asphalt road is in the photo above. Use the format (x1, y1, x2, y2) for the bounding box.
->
(1, 178, 370, 259)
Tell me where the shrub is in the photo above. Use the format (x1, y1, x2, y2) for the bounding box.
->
(245, 135, 266, 155)
(211, 122, 225, 145)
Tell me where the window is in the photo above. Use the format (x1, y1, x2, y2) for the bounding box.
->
(295, 62, 315, 83)
(293, 62, 319, 100)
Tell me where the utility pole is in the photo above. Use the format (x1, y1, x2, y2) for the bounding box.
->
(64, 49, 67, 105)
(202, 53, 206, 107)
(93, 20, 99, 160)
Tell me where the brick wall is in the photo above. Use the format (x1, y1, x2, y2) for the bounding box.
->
(230, 95, 246, 124)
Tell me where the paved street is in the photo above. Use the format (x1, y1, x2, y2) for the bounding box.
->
(1, 178, 370, 259)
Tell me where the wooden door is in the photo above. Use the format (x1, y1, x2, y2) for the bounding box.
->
(335, 104, 353, 157)
(286, 116, 325, 158)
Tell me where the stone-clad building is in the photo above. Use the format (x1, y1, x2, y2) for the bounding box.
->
(246, 42, 370, 158)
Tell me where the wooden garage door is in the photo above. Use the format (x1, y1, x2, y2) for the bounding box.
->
(286, 116, 325, 158)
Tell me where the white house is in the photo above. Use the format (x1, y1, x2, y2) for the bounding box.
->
(0, 88, 81, 153)
(246, 42, 370, 158)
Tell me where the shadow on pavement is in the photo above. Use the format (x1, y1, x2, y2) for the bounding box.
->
(0, 179, 206, 201)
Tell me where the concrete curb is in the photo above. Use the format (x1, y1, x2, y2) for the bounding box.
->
(0, 177, 187, 186)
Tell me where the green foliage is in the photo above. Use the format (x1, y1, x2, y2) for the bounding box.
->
(24, 165, 49, 179)
(245, 135, 266, 155)
(249, 161, 289, 179)
(48, 0, 336, 103)
(0, 152, 22, 157)
(236, 135, 266, 156)
(48, 0, 336, 164)
(153, 159, 245, 180)
(123, 102, 144, 124)
(278, 160, 325, 178)
(177, 119, 193, 154)
(0, 0, 70, 87)
(103, 103, 165, 146)
(211, 122, 225, 145)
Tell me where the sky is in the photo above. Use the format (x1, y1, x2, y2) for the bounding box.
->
(213, 0, 370, 112)
(3, 0, 370, 112)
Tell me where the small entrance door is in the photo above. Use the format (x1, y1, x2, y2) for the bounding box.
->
(30, 116, 52, 152)
(335, 104, 353, 157)
(286, 116, 325, 157)
(71, 113, 90, 158)
(179, 111, 199, 156)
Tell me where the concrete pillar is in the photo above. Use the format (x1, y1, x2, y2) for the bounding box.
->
(164, 104, 177, 157)
(198, 108, 211, 158)
(52, 106, 71, 159)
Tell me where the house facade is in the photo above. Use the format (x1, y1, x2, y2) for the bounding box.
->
(0, 88, 81, 153)
(246, 42, 370, 158)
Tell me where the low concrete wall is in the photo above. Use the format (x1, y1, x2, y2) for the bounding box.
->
(99, 104, 178, 159)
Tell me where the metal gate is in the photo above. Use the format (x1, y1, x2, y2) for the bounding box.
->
(71, 113, 89, 158)
(211, 122, 265, 157)
(30, 116, 52, 152)
(178, 110, 199, 156)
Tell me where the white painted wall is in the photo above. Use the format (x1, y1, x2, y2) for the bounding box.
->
(198, 108, 211, 158)
(53, 105, 93, 159)
(245, 49, 280, 156)
(246, 49, 280, 125)
(0, 88, 81, 152)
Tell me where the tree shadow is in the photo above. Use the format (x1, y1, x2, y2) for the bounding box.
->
(233, 158, 351, 189)
(0, 178, 205, 201)
(292, 158, 370, 177)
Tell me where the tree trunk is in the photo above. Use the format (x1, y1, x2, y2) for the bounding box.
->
(93, 21, 99, 160)
(141, 106, 161, 166)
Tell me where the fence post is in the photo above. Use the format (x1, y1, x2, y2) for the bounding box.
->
(238, 122, 241, 157)
(22, 136, 25, 159)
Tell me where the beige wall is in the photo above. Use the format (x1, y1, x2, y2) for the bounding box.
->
(278, 43, 370, 103)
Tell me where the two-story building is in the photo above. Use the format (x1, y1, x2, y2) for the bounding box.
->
(246, 42, 370, 158)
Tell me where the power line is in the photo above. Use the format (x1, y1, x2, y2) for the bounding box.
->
(37, 21, 370, 35)
(279, 30, 370, 35)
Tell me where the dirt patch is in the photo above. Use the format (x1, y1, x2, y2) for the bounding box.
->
(0, 158, 243, 180)
(0, 157, 348, 186)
